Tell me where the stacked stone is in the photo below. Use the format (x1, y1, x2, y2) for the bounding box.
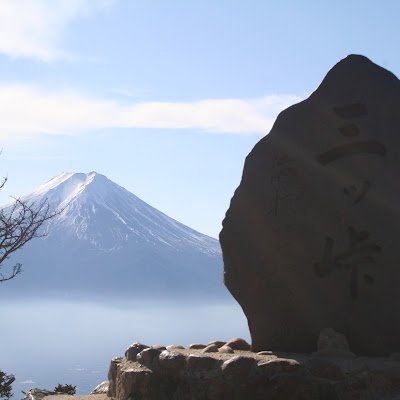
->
(107, 335, 400, 400)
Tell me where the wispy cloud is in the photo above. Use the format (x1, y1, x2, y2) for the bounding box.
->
(0, 84, 302, 139)
(0, 0, 114, 61)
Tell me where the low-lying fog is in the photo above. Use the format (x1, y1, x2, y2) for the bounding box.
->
(1, 298, 249, 397)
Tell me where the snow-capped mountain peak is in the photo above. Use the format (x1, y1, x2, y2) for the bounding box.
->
(23, 172, 221, 255)
(31, 171, 106, 208)
(1, 172, 227, 300)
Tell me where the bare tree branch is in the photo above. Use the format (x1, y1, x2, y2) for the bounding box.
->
(0, 180, 61, 283)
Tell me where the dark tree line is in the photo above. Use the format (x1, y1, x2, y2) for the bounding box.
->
(0, 371, 14, 399)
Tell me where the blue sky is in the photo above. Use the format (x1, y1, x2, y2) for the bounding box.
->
(0, 0, 399, 238)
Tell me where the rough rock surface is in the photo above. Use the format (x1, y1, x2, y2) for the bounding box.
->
(106, 339, 400, 400)
(125, 343, 149, 361)
(220, 54, 400, 356)
(207, 340, 226, 348)
(90, 381, 109, 395)
(315, 327, 356, 358)
(201, 344, 219, 353)
(225, 337, 251, 351)
(218, 345, 234, 354)
(24, 389, 56, 400)
(189, 343, 207, 350)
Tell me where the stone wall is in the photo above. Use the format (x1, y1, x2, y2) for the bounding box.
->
(107, 337, 400, 400)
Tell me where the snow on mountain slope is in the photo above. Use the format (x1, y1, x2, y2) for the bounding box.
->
(1, 172, 226, 300)
(26, 171, 221, 254)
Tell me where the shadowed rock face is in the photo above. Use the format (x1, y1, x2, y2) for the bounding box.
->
(220, 54, 400, 356)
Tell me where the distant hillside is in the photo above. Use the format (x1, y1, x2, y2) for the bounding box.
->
(0, 172, 229, 301)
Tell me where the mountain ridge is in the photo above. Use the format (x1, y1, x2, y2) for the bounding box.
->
(23, 171, 220, 254)
(0, 172, 226, 300)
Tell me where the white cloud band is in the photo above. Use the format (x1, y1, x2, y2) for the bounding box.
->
(0, 84, 302, 139)
(0, 0, 114, 61)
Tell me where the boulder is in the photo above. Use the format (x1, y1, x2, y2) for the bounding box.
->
(202, 344, 219, 353)
(108, 340, 400, 400)
(207, 340, 226, 348)
(218, 345, 234, 354)
(318, 328, 350, 352)
(257, 358, 304, 379)
(158, 350, 186, 377)
(108, 356, 123, 397)
(125, 342, 149, 361)
(116, 364, 153, 400)
(23, 389, 55, 400)
(189, 343, 207, 350)
(257, 351, 275, 356)
(90, 380, 109, 394)
(221, 356, 257, 379)
(220, 54, 400, 356)
(315, 327, 355, 358)
(186, 354, 221, 371)
(225, 337, 251, 351)
(151, 345, 166, 351)
(166, 344, 185, 350)
(136, 347, 162, 370)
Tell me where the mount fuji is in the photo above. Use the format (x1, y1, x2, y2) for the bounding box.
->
(0, 172, 228, 301)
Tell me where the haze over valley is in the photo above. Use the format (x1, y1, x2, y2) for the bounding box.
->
(0, 171, 228, 301)
(0, 172, 247, 396)
(0, 1, 398, 398)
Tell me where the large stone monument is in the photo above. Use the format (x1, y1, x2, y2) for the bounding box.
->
(220, 55, 400, 356)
